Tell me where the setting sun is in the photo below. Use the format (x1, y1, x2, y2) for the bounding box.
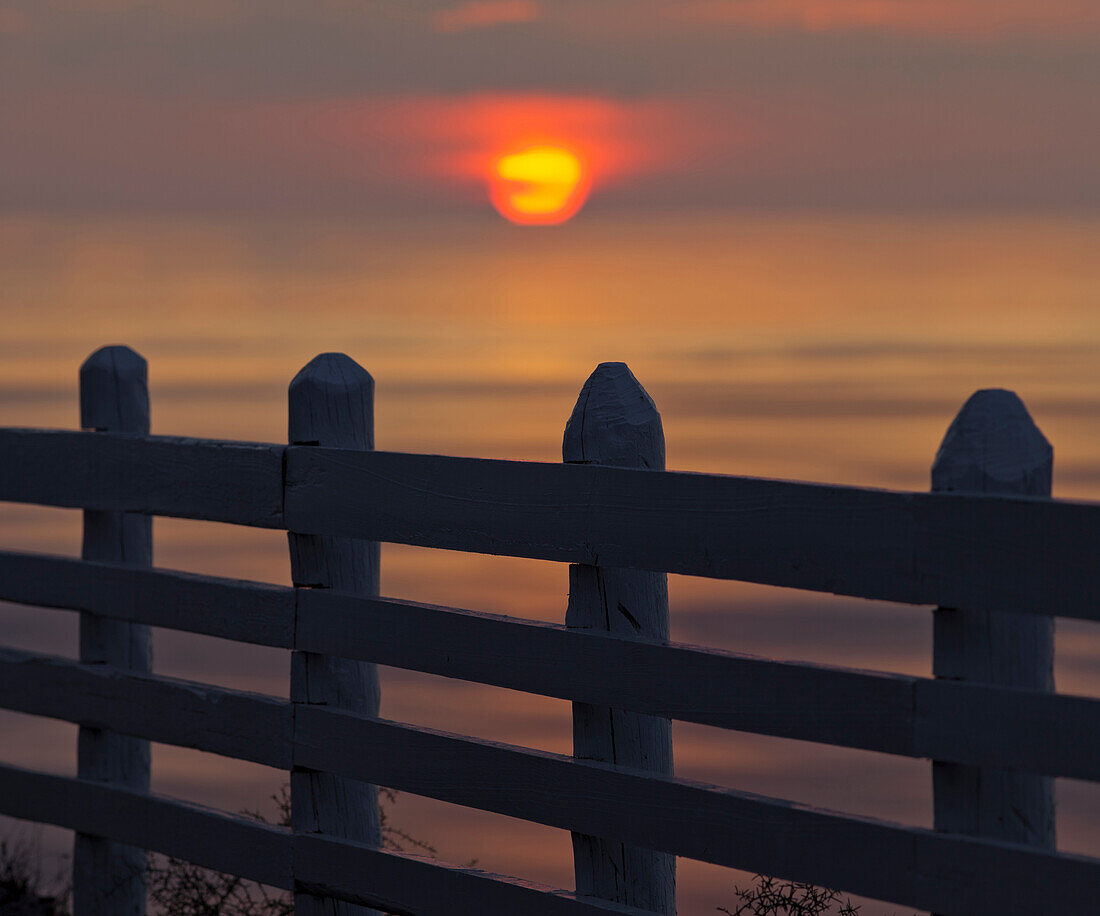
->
(489, 145, 591, 225)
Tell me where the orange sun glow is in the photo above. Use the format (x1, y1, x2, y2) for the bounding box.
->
(488, 145, 591, 225)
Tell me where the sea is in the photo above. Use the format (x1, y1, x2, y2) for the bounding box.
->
(2, 212, 1099, 913)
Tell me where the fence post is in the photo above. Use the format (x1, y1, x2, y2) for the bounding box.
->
(74, 346, 152, 916)
(563, 362, 675, 913)
(288, 353, 382, 916)
(932, 389, 1055, 851)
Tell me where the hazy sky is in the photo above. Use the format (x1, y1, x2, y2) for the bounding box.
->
(2, 1, 1098, 215)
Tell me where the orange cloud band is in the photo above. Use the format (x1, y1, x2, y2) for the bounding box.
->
(681, 0, 1100, 37)
(367, 94, 723, 192)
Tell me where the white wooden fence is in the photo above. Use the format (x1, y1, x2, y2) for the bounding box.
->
(1, 345, 1099, 916)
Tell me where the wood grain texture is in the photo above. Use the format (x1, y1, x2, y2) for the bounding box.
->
(76, 346, 151, 916)
(287, 354, 381, 916)
(0, 647, 290, 769)
(0, 763, 655, 915)
(298, 588, 1100, 779)
(4, 423, 1100, 620)
(296, 835, 658, 916)
(283, 446, 1100, 619)
(1, 570, 1096, 779)
(6, 359, 1098, 914)
(0, 763, 292, 890)
(0, 550, 294, 647)
(932, 389, 1055, 850)
(0, 428, 284, 527)
(78, 346, 150, 436)
(913, 677, 1100, 781)
(298, 588, 913, 753)
(563, 363, 674, 913)
(295, 708, 1100, 916)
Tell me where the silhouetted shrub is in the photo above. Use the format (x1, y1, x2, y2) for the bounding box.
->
(3, 814, 899, 916)
(146, 785, 435, 915)
(719, 875, 860, 916)
(0, 834, 68, 915)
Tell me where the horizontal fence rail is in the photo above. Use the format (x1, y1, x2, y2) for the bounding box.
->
(297, 709, 1100, 916)
(0, 550, 294, 647)
(3, 557, 1100, 782)
(2, 650, 1098, 916)
(0, 647, 291, 769)
(0, 429, 285, 528)
(284, 447, 1100, 621)
(0, 765, 649, 916)
(3, 428, 1100, 618)
(3, 354, 1100, 916)
(0, 764, 290, 890)
(297, 588, 1100, 781)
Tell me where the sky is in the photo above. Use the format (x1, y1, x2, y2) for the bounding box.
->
(3, 7, 1100, 912)
(1, 0, 1099, 216)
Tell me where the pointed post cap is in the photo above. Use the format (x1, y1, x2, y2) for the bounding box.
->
(289, 352, 374, 449)
(564, 362, 664, 470)
(79, 345, 149, 434)
(932, 389, 1051, 496)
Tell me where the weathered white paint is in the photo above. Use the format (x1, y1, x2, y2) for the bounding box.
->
(0, 763, 292, 891)
(2, 576, 1098, 779)
(0, 428, 285, 526)
(5, 351, 1100, 914)
(4, 425, 1100, 621)
(0, 762, 652, 916)
(7, 738, 1099, 916)
(298, 587, 913, 752)
(75, 345, 150, 916)
(296, 834, 658, 916)
(282, 444, 1100, 620)
(0, 550, 294, 647)
(288, 353, 381, 916)
(932, 389, 1056, 850)
(910, 676, 1099, 780)
(298, 587, 1100, 780)
(0, 647, 290, 769)
(563, 363, 674, 913)
(295, 707, 1100, 916)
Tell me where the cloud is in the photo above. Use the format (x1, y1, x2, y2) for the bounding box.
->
(0, 7, 28, 34)
(6, 0, 1097, 101)
(387, 93, 725, 187)
(4, 76, 1100, 215)
(680, 0, 1100, 38)
(2, 1, 1098, 214)
(431, 0, 540, 34)
(0, 88, 725, 213)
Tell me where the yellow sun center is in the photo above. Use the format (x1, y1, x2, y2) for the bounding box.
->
(489, 146, 590, 225)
